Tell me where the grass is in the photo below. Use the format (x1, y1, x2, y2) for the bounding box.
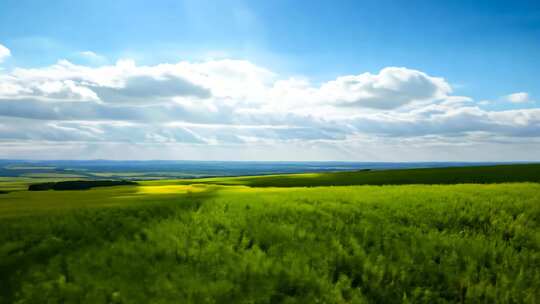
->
(136, 184, 210, 195)
(0, 185, 143, 218)
(0, 164, 539, 303)
(164, 163, 540, 187)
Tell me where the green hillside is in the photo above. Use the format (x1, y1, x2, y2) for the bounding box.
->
(0, 165, 539, 303)
(165, 163, 540, 187)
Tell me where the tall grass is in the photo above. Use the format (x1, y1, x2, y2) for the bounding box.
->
(1, 183, 538, 303)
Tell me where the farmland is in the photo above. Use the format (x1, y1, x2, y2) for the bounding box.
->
(0, 164, 539, 303)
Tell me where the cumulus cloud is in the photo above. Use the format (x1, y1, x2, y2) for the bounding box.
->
(79, 51, 105, 62)
(2, 58, 275, 104)
(92, 74, 211, 103)
(0, 57, 538, 160)
(77, 51, 107, 65)
(80, 51, 100, 58)
(0, 44, 11, 63)
(347, 106, 540, 139)
(504, 92, 530, 103)
(0, 77, 98, 102)
(319, 67, 451, 109)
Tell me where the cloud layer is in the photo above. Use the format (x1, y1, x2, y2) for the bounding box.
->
(0, 55, 538, 160)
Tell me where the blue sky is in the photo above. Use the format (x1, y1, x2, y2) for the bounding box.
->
(1, 0, 539, 102)
(0, 0, 539, 160)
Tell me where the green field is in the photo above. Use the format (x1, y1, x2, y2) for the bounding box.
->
(166, 163, 540, 187)
(0, 165, 539, 303)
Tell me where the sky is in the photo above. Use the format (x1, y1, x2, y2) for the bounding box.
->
(0, 0, 539, 161)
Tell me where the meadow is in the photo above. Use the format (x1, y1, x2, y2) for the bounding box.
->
(0, 164, 539, 303)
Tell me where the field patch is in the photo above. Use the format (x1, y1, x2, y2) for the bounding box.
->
(136, 184, 209, 195)
(21, 173, 87, 178)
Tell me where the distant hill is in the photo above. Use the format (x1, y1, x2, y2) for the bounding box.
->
(175, 163, 540, 187)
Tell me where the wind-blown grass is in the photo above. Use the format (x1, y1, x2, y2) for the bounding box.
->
(0, 179, 539, 303)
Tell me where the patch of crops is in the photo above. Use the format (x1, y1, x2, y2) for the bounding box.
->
(0, 183, 538, 303)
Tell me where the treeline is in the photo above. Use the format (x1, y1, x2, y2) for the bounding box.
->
(28, 180, 137, 191)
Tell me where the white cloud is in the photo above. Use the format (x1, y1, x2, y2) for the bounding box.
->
(318, 67, 451, 109)
(0, 58, 538, 160)
(78, 50, 107, 65)
(504, 92, 530, 103)
(0, 44, 11, 63)
(91, 74, 211, 103)
(0, 75, 99, 102)
(80, 51, 101, 58)
(4, 59, 274, 104)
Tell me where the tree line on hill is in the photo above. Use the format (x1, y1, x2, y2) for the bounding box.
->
(28, 180, 138, 191)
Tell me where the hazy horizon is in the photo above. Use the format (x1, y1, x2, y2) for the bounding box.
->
(2, 159, 531, 180)
(0, 159, 535, 163)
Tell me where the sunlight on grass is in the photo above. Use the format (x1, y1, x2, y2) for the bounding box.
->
(136, 184, 209, 195)
(218, 185, 293, 194)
